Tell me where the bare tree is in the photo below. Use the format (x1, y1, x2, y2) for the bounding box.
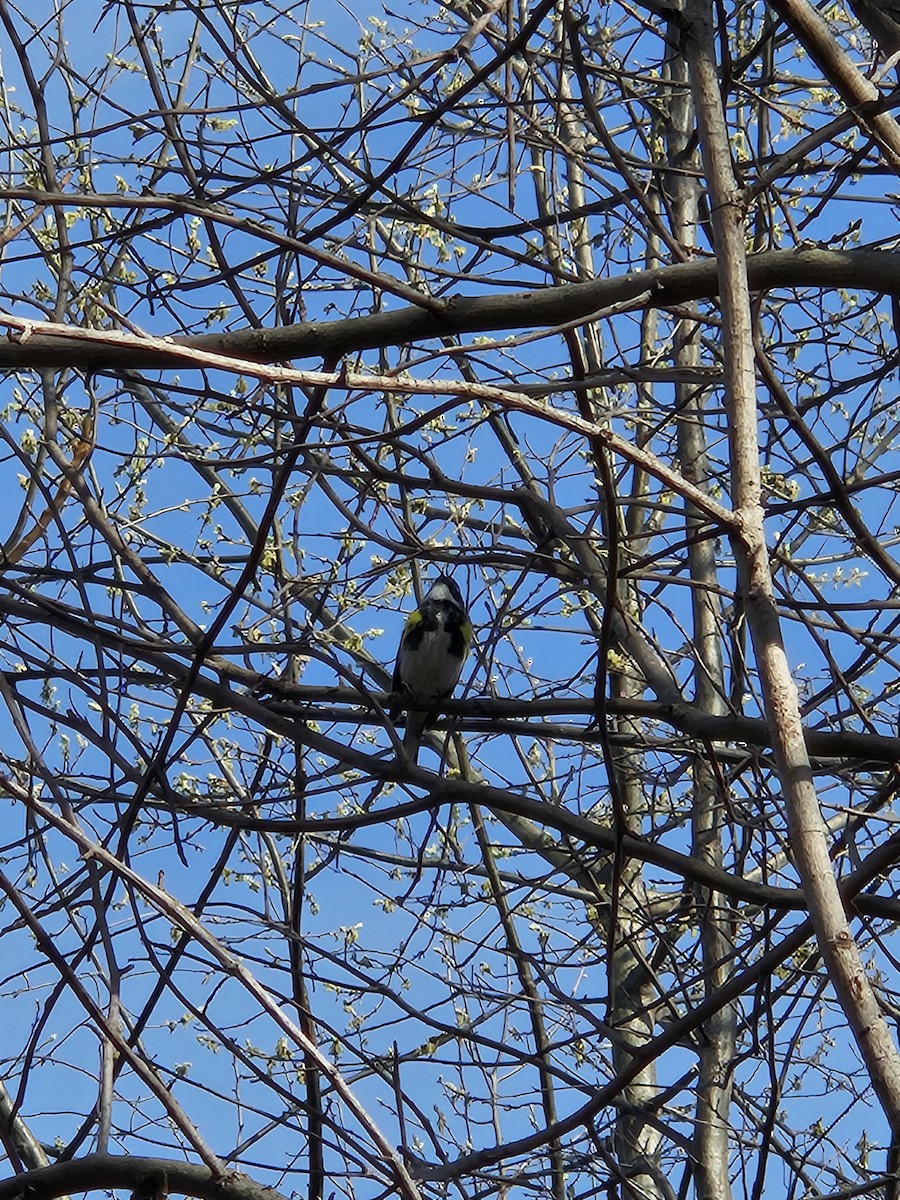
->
(2, 2, 900, 1198)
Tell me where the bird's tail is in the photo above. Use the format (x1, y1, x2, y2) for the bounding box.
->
(403, 709, 429, 764)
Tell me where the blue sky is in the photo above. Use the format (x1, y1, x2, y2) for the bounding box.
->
(0, 2, 899, 1197)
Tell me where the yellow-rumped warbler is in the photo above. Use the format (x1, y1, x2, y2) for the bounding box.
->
(390, 574, 472, 763)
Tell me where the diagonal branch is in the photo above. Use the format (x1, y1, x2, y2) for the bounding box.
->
(684, 0, 900, 1164)
(767, 0, 900, 171)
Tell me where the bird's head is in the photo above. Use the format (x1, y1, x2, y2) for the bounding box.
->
(424, 574, 466, 609)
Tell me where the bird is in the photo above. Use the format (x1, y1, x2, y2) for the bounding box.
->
(390, 574, 472, 763)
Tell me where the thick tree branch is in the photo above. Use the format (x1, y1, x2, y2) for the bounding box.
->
(685, 0, 900, 1160)
(767, 0, 900, 169)
(0, 248, 897, 368)
(0, 1156, 288, 1200)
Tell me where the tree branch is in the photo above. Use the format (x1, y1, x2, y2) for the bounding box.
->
(0, 248, 897, 368)
(0, 1155, 288, 1200)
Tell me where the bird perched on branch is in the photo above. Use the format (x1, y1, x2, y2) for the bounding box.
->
(390, 574, 472, 763)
